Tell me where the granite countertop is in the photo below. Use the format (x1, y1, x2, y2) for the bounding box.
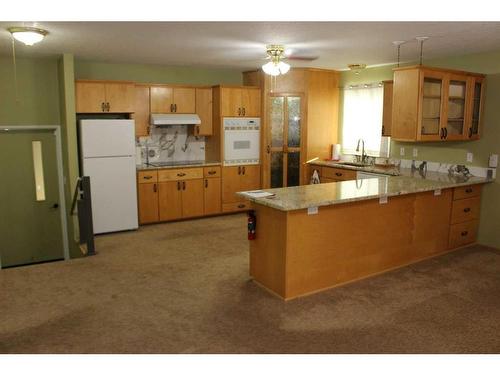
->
(237, 169, 493, 211)
(308, 159, 400, 176)
(137, 161, 221, 171)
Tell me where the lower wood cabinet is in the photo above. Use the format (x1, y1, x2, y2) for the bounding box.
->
(222, 165, 261, 212)
(448, 185, 481, 249)
(138, 166, 222, 224)
(308, 165, 357, 183)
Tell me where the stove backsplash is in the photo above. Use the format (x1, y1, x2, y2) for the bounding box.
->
(137, 125, 205, 164)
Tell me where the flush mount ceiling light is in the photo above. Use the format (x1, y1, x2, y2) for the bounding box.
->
(7, 26, 48, 46)
(347, 63, 367, 75)
(262, 45, 290, 76)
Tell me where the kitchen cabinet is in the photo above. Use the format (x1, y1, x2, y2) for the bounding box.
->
(133, 85, 150, 137)
(308, 165, 357, 183)
(222, 165, 261, 212)
(76, 80, 135, 113)
(449, 185, 481, 249)
(243, 68, 340, 188)
(195, 88, 213, 136)
(158, 181, 182, 221)
(204, 166, 221, 215)
(220, 87, 261, 117)
(150, 86, 196, 113)
(391, 66, 485, 142)
(137, 170, 159, 224)
(382, 80, 393, 136)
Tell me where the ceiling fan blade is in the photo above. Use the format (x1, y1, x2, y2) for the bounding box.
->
(287, 55, 319, 61)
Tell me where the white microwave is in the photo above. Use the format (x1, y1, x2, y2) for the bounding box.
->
(223, 118, 260, 166)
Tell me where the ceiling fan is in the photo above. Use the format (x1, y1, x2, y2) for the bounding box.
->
(262, 44, 318, 76)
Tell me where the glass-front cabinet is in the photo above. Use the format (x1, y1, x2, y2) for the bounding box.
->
(467, 76, 484, 140)
(268, 95, 303, 188)
(445, 74, 469, 140)
(420, 71, 445, 141)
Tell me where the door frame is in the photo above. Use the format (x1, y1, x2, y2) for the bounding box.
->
(0, 125, 70, 268)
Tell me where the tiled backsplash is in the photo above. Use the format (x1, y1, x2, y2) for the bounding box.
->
(137, 125, 205, 164)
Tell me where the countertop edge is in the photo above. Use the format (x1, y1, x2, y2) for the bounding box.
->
(136, 161, 222, 171)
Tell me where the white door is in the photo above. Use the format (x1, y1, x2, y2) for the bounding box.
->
(83, 156, 138, 234)
(80, 120, 135, 157)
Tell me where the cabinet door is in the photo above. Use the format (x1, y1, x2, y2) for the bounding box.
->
(181, 179, 204, 218)
(158, 181, 182, 221)
(382, 81, 393, 136)
(467, 77, 484, 140)
(150, 86, 173, 113)
(222, 166, 242, 203)
(76, 82, 106, 113)
(240, 165, 261, 192)
(204, 177, 221, 215)
(105, 83, 135, 113)
(241, 88, 261, 117)
(195, 88, 213, 136)
(444, 74, 468, 140)
(173, 87, 196, 113)
(133, 86, 150, 137)
(138, 183, 159, 224)
(221, 88, 242, 117)
(418, 70, 446, 141)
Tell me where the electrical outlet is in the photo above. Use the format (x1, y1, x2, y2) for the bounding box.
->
(400, 147, 405, 156)
(413, 148, 418, 157)
(489, 154, 498, 168)
(466, 152, 473, 163)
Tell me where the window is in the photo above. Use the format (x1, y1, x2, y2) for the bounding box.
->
(341, 85, 383, 156)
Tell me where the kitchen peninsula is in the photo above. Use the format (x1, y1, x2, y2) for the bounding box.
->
(238, 171, 492, 300)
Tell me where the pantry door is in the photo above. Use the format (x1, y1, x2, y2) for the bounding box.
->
(0, 127, 68, 268)
(266, 94, 304, 188)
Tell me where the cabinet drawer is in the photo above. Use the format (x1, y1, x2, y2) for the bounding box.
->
(449, 220, 478, 249)
(158, 168, 203, 181)
(137, 170, 158, 183)
(321, 177, 337, 183)
(204, 166, 221, 178)
(321, 167, 357, 181)
(222, 201, 250, 213)
(453, 185, 481, 200)
(451, 196, 481, 224)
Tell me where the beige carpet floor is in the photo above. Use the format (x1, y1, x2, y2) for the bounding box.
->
(0, 213, 499, 353)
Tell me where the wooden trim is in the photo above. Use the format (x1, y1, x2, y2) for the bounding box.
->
(392, 65, 486, 77)
(75, 79, 135, 84)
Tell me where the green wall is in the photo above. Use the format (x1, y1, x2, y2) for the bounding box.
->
(339, 49, 500, 249)
(0, 56, 60, 125)
(74, 60, 243, 85)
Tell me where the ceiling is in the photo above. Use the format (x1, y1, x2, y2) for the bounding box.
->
(1, 22, 500, 70)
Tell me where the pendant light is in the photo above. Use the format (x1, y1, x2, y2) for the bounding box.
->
(415, 36, 429, 65)
(7, 26, 48, 46)
(392, 40, 406, 67)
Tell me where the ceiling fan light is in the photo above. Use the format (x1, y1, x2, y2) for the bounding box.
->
(262, 61, 280, 76)
(8, 27, 48, 46)
(278, 61, 290, 74)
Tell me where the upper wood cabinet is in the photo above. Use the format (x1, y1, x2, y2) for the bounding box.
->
(150, 86, 196, 113)
(220, 87, 261, 117)
(76, 81, 135, 113)
(381, 80, 393, 137)
(391, 66, 485, 142)
(133, 85, 150, 137)
(195, 88, 213, 136)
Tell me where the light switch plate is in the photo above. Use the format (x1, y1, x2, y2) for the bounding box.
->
(489, 154, 498, 168)
(379, 196, 388, 204)
(307, 206, 318, 215)
(434, 189, 442, 196)
(466, 152, 473, 163)
(413, 148, 418, 157)
(400, 147, 405, 156)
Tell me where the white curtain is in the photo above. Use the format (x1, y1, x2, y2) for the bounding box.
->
(341, 86, 383, 156)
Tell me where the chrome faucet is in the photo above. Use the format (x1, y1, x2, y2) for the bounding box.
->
(356, 139, 367, 164)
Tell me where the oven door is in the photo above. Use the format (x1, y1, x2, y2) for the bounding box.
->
(224, 129, 260, 165)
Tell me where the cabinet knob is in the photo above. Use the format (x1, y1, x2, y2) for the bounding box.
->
(101, 102, 105, 112)
(208, 170, 216, 175)
(266, 145, 270, 154)
(183, 181, 186, 190)
(143, 175, 152, 180)
(242, 166, 246, 175)
(177, 181, 181, 190)
(335, 172, 343, 177)
(242, 107, 246, 116)
(174, 103, 177, 112)
(463, 207, 471, 213)
(238, 107, 241, 116)
(461, 231, 468, 237)
(238, 166, 241, 175)
(205, 179, 208, 188)
(153, 183, 157, 192)
(465, 188, 473, 193)
(177, 172, 186, 177)
(237, 204, 246, 209)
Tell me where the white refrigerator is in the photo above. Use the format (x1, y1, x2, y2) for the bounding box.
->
(79, 119, 138, 234)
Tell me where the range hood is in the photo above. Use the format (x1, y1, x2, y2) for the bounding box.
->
(150, 113, 201, 126)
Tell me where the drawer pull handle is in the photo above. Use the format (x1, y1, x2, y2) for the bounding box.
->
(143, 176, 153, 180)
(465, 188, 473, 193)
(461, 231, 468, 237)
(463, 207, 471, 213)
(237, 204, 245, 209)
(177, 173, 186, 177)
(177, 181, 181, 190)
(208, 171, 216, 175)
(335, 172, 343, 176)
(183, 181, 186, 190)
